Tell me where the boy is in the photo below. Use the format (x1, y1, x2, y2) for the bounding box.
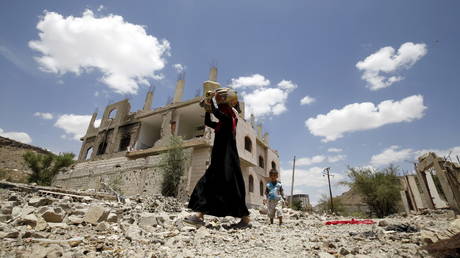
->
(264, 168, 285, 225)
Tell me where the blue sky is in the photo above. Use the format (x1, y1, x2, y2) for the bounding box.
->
(1, 1, 459, 204)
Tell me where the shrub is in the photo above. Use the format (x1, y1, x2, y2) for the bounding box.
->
(317, 194, 345, 214)
(160, 136, 186, 197)
(23, 151, 75, 186)
(341, 165, 401, 217)
(291, 199, 303, 211)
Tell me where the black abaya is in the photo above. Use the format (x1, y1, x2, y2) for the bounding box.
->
(187, 104, 250, 218)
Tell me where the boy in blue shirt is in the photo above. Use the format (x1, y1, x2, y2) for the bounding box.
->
(264, 168, 285, 225)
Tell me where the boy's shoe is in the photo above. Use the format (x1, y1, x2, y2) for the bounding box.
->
(183, 215, 205, 227)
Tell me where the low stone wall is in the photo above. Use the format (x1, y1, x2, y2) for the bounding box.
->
(53, 148, 193, 197)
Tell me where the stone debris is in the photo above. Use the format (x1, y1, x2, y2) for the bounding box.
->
(0, 186, 458, 257)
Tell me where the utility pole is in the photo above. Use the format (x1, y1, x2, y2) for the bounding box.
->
(290, 156, 296, 208)
(323, 167, 334, 213)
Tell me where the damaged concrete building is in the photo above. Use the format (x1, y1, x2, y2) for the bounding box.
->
(400, 152, 460, 214)
(53, 68, 280, 208)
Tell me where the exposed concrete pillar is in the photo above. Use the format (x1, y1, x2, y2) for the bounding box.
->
(426, 170, 449, 209)
(407, 175, 425, 210)
(173, 79, 185, 103)
(143, 90, 153, 111)
(203, 67, 220, 96)
(250, 114, 255, 128)
(209, 66, 217, 81)
(239, 101, 245, 118)
(78, 110, 98, 161)
(263, 132, 269, 145)
(400, 191, 411, 213)
(432, 160, 460, 212)
(416, 169, 435, 209)
(256, 124, 262, 138)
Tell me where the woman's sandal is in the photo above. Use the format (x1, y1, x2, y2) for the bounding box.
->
(183, 215, 205, 226)
(231, 221, 252, 229)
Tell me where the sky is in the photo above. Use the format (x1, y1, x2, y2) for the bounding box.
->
(1, 1, 459, 205)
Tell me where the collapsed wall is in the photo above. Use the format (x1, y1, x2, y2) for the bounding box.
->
(53, 148, 193, 197)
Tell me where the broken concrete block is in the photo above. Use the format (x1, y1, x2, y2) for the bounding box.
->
(84, 206, 109, 225)
(124, 225, 143, 241)
(11, 206, 22, 218)
(96, 222, 109, 231)
(16, 213, 38, 227)
(35, 216, 48, 231)
(66, 215, 83, 225)
(28, 197, 52, 207)
(449, 218, 460, 233)
(138, 212, 158, 228)
(41, 209, 64, 223)
(48, 223, 69, 229)
(107, 213, 118, 223)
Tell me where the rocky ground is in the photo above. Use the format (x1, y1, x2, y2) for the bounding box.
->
(1, 187, 459, 258)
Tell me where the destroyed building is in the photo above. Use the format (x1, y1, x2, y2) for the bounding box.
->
(400, 152, 460, 214)
(53, 67, 280, 208)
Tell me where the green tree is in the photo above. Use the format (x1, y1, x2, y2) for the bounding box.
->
(317, 194, 345, 214)
(341, 165, 401, 217)
(23, 151, 75, 186)
(291, 199, 303, 211)
(160, 136, 186, 197)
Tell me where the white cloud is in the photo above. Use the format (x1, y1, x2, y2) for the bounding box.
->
(370, 145, 460, 168)
(300, 95, 315, 105)
(370, 145, 413, 167)
(29, 10, 170, 94)
(0, 128, 32, 144)
(229, 74, 270, 89)
(277, 80, 297, 91)
(328, 148, 342, 153)
(305, 95, 427, 142)
(356, 42, 427, 90)
(328, 154, 346, 163)
(54, 114, 101, 140)
(296, 154, 346, 167)
(34, 112, 53, 120)
(97, 5, 105, 12)
(281, 166, 345, 189)
(234, 76, 297, 119)
(173, 63, 185, 73)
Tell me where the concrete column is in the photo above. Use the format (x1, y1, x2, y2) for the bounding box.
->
(407, 175, 425, 210)
(202, 67, 220, 95)
(173, 79, 185, 103)
(433, 161, 460, 212)
(78, 110, 98, 160)
(400, 191, 411, 213)
(416, 169, 435, 209)
(426, 170, 449, 209)
(263, 132, 269, 145)
(143, 90, 153, 111)
(209, 66, 217, 82)
(256, 124, 262, 138)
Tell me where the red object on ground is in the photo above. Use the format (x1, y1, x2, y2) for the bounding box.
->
(324, 218, 375, 225)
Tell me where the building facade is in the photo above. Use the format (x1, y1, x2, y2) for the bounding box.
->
(53, 68, 280, 208)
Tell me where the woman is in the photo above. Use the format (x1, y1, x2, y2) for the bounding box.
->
(185, 89, 250, 228)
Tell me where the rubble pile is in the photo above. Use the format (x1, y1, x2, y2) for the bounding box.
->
(1, 186, 459, 258)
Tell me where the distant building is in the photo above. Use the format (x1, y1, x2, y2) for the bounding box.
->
(286, 194, 311, 210)
(53, 67, 280, 208)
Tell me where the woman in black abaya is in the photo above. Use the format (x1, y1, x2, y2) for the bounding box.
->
(185, 90, 250, 228)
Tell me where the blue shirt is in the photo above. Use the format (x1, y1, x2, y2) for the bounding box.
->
(265, 181, 284, 200)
